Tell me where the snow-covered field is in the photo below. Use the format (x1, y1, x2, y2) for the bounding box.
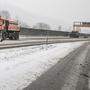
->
(0, 42, 84, 90)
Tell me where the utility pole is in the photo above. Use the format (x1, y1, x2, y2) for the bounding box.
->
(46, 30, 48, 45)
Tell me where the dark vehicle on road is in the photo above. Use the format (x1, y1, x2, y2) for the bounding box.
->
(69, 31, 80, 38)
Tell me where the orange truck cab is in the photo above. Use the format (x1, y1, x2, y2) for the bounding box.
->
(0, 17, 20, 41)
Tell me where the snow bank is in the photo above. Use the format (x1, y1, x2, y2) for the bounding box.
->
(0, 42, 84, 90)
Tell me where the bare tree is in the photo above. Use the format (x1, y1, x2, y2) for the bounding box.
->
(33, 23, 51, 30)
(18, 20, 30, 28)
(58, 26, 62, 31)
(0, 10, 11, 19)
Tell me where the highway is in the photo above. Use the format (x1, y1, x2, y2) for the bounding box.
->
(0, 36, 90, 49)
(24, 42, 90, 90)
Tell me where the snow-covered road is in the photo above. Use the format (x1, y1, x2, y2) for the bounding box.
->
(0, 42, 84, 90)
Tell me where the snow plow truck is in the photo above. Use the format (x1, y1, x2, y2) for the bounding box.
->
(0, 16, 20, 42)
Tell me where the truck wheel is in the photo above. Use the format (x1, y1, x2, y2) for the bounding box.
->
(14, 32, 19, 40)
(2, 32, 6, 40)
(9, 37, 13, 40)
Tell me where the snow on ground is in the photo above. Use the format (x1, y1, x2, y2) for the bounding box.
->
(0, 42, 84, 90)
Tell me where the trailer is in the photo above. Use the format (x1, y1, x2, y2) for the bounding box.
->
(69, 31, 80, 38)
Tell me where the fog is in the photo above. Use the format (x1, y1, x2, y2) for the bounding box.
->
(0, 0, 90, 32)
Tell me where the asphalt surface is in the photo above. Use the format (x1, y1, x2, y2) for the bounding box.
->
(23, 42, 90, 90)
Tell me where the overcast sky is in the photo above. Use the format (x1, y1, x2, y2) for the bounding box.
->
(0, 0, 90, 32)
